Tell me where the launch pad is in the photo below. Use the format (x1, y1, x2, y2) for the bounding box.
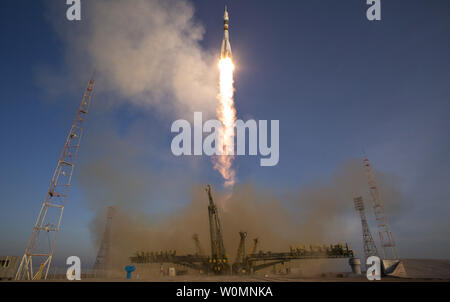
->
(130, 185, 358, 276)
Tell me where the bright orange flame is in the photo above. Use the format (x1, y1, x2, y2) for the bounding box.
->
(214, 57, 236, 188)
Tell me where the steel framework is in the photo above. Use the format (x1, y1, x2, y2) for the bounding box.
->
(15, 78, 95, 280)
(93, 206, 115, 276)
(130, 243, 355, 274)
(234, 231, 247, 264)
(206, 185, 229, 273)
(363, 157, 398, 259)
(130, 184, 356, 275)
(354, 196, 379, 261)
(206, 185, 227, 260)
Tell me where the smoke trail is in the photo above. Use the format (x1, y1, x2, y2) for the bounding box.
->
(214, 57, 237, 188)
(40, 0, 218, 117)
(42, 0, 239, 187)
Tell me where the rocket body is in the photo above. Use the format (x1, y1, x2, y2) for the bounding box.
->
(221, 6, 232, 59)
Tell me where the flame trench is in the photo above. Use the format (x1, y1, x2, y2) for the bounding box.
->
(214, 57, 237, 188)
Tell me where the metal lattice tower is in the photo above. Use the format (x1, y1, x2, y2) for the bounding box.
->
(93, 206, 115, 276)
(354, 196, 379, 261)
(205, 185, 226, 260)
(15, 78, 95, 280)
(363, 157, 398, 259)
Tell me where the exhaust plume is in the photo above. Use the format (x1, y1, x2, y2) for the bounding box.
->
(41, 0, 218, 117)
(78, 152, 405, 272)
(214, 57, 237, 188)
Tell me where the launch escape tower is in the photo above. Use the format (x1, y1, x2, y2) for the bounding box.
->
(93, 206, 115, 276)
(205, 185, 229, 272)
(354, 196, 379, 261)
(15, 79, 95, 280)
(363, 158, 398, 260)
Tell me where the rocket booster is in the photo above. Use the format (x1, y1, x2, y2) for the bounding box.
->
(221, 6, 232, 59)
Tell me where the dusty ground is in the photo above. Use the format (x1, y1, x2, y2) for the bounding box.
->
(4, 276, 448, 282)
(5, 258, 450, 282)
(44, 273, 447, 282)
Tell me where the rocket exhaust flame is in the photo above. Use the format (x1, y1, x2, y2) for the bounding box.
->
(214, 57, 236, 188)
(214, 6, 237, 189)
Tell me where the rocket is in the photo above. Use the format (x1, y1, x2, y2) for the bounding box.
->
(220, 6, 232, 59)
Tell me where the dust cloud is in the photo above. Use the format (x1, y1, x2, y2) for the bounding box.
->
(79, 156, 404, 271)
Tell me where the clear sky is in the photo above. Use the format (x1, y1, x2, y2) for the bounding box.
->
(0, 0, 449, 268)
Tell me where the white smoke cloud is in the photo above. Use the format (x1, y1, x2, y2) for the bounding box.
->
(41, 0, 218, 117)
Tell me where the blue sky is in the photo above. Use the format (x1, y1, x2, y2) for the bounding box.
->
(0, 0, 449, 268)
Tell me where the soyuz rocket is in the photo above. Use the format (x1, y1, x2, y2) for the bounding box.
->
(221, 6, 232, 59)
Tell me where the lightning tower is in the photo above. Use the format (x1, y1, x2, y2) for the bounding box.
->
(93, 206, 115, 276)
(354, 196, 379, 261)
(363, 157, 398, 259)
(15, 78, 95, 280)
